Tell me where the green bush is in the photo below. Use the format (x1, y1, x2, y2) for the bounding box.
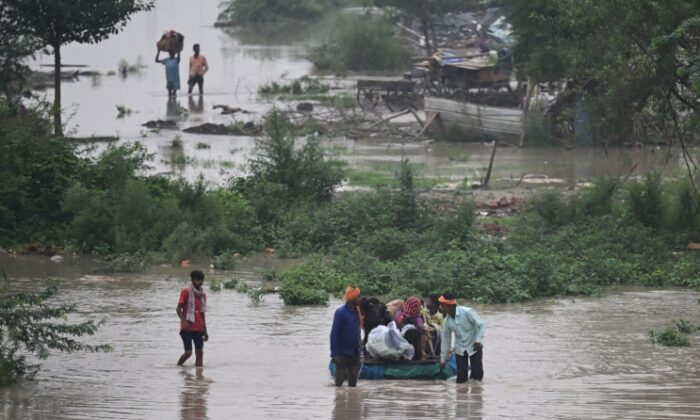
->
(213, 252, 236, 270)
(278, 259, 342, 305)
(308, 16, 412, 73)
(576, 176, 618, 217)
(363, 228, 414, 261)
(653, 327, 691, 347)
(626, 173, 664, 229)
(525, 190, 575, 228)
(258, 76, 329, 95)
(424, 200, 476, 249)
(223, 278, 239, 289)
(218, 0, 334, 25)
(0, 102, 84, 244)
(232, 111, 344, 229)
(665, 178, 700, 238)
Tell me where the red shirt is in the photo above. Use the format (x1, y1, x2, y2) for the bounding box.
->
(178, 288, 206, 332)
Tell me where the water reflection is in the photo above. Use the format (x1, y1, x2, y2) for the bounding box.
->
(179, 368, 210, 420)
(453, 383, 483, 419)
(188, 95, 204, 114)
(332, 388, 363, 420)
(166, 96, 181, 121)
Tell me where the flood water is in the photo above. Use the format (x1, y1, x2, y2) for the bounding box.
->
(1, 254, 699, 419)
(11, 2, 700, 417)
(32, 0, 698, 188)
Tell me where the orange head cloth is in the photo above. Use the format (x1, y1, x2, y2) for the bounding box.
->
(344, 286, 361, 302)
(438, 295, 457, 305)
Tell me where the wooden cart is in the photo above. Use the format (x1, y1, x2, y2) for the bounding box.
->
(356, 79, 418, 111)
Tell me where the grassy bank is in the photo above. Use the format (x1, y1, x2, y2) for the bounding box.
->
(2, 101, 700, 306)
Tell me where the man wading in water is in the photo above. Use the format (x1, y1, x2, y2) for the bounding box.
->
(177, 270, 209, 367)
(330, 286, 362, 387)
(439, 292, 486, 383)
(187, 43, 208, 95)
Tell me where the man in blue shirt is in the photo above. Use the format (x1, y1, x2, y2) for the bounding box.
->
(330, 286, 362, 387)
(439, 292, 486, 383)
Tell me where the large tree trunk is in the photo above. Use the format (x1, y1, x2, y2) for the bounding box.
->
(53, 43, 62, 137)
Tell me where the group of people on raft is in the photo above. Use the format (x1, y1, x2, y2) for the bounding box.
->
(330, 286, 486, 387)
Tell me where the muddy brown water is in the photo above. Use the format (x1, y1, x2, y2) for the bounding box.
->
(12, 1, 700, 417)
(1, 254, 699, 419)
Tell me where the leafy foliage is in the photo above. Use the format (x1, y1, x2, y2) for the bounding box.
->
(0, 103, 84, 244)
(218, 0, 337, 25)
(0, 285, 112, 385)
(0, 5, 41, 101)
(308, 15, 412, 73)
(231, 111, 344, 230)
(505, 0, 700, 144)
(278, 259, 338, 305)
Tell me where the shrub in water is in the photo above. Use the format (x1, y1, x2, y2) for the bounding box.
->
(213, 252, 236, 270)
(223, 278, 239, 289)
(278, 259, 342, 305)
(308, 16, 412, 73)
(653, 327, 691, 347)
(218, 0, 332, 25)
(209, 279, 222, 292)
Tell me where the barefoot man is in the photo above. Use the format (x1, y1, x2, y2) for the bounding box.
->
(187, 44, 208, 95)
(177, 270, 209, 367)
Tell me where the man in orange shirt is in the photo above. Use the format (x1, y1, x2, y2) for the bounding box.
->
(187, 44, 209, 95)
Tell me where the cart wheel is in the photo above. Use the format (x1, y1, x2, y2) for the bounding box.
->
(358, 88, 380, 110)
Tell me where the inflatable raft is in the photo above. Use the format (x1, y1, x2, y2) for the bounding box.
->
(328, 355, 457, 380)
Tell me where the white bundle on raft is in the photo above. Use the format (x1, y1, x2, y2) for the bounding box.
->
(366, 321, 415, 361)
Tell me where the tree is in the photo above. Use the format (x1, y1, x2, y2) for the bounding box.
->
(506, 0, 700, 163)
(4, 0, 154, 136)
(0, 5, 41, 103)
(0, 278, 112, 385)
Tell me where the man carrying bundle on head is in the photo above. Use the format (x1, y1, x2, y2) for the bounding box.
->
(439, 292, 486, 383)
(330, 286, 362, 387)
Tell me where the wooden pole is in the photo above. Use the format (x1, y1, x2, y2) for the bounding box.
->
(409, 109, 424, 127)
(483, 140, 498, 188)
(367, 109, 411, 129)
(413, 111, 440, 141)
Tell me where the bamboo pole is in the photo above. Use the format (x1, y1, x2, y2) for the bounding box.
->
(483, 140, 498, 188)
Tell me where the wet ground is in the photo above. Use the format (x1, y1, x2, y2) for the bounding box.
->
(31, 0, 698, 190)
(1, 254, 699, 419)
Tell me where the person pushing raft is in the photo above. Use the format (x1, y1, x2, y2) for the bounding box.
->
(330, 286, 362, 387)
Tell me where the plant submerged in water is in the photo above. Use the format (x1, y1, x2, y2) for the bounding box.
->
(650, 319, 698, 347)
(0, 284, 112, 385)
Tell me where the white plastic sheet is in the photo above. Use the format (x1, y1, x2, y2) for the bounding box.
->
(366, 321, 415, 360)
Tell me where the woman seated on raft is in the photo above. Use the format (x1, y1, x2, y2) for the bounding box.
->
(393, 296, 426, 360)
